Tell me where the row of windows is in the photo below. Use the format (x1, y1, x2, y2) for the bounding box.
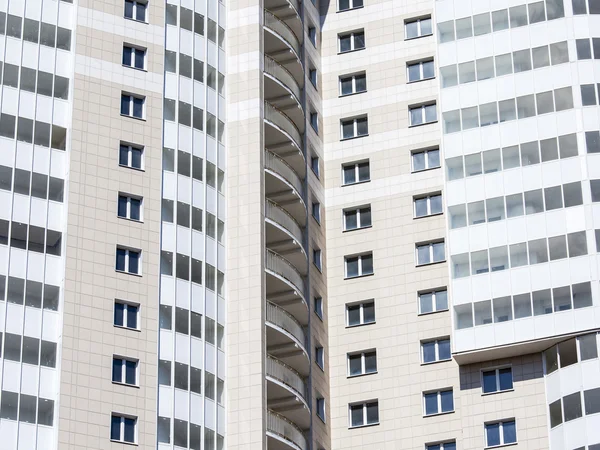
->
(0, 391, 54, 426)
(544, 333, 599, 373)
(0, 220, 62, 256)
(573, 0, 600, 13)
(163, 148, 225, 191)
(158, 360, 224, 401)
(549, 388, 600, 427)
(159, 305, 224, 347)
(1, 62, 69, 99)
(0, 332, 57, 367)
(0, 274, 59, 310)
(157, 417, 224, 449)
(0, 12, 71, 50)
(575, 37, 600, 60)
(164, 100, 225, 142)
(581, 83, 600, 106)
(455, 282, 593, 329)
(0, 113, 67, 150)
(165, 52, 224, 94)
(0, 165, 64, 202)
(438, 0, 565, 44)
(165, 4, 224, 48)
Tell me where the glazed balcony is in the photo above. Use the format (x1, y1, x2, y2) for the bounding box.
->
(266, 410, 308, 450)
(264, 10, 303, 83)
(266, 356, 310, 429)
(266, 301, 309, 375)
(265, 149, 306, 224)
(265, 199, 307, 274)
(264, 55, 304, 130)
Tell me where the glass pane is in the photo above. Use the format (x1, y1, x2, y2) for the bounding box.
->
(424, 392, 438, 415)
(348, 354, 362, 375)
(422, 341, 436, 363)
(440, 390, 453, 412)
(363, 302, 375, 323)
(499, 368, 513, 390)
(438, 339, 451, 360)
(486, 423, 501, 447)
(420, 293, 433, 313)
(579, 334, 598, 361)
(482, 370, 497, 393)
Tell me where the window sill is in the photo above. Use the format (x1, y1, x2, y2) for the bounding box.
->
(409, 120, 438, 128)
(117, 216, 144, 224)
(112, 381, 140, 389)
(414, 212, 443, 220)
(122, 64, 147, 73)
(347, 371, 377, 379)
(344, 273, 374, 281)
(343, 225, 372, 233)
(412, 166, 440, 174)
(120, 113, 146, 122)
(313, 263, 323, 273)
(407, 77, 435, 85)
(114, 324, 142, 333)
(339, 90, 367, 98)
(482, 388, 514, 397)
(348, 422, 379, 430)
(115, 270, 143, 278)
(345, 321, 376, 329)
(416, 260, 446, 268)
(118, 163, 145, 172)
(342, 179, 371, 188)
(417, 308, 449, 317)
(485, 443, 518, 449)
(124, 17, 148, 25)
(423, 410, 455, 418)
(338, 48, 365, 56)
(337, 5, 364, 12)
(110, 439, 138, 446)
(405, 33, 433, 41)
(341, 134, 369, 142)
(316, 414, 326, 424)
(421, 358, 452, 366)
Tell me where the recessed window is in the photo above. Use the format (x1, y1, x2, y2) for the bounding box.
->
(124, 0, 146, 22)
(482, 367, 513, 394)
(412, 148, 440, 172)
(423, 389, 454, 416)
(316, 397, 326, 422)
(315, 345, 324, 370)
(111, 414, 137, 443)
(343, 206, 371, 231)
(311, 155, 320, 178)
(485, 420, 516, 447)
(418, 289, 448, 314)
(120, 93, 145, 119)
(340, 73, 366, 96)
(338, 0, 362, 12)
(346, 300, 375, 327)
(426, 442, 456, 450)
(338, 30, 365, 53)
(312, 202, 321, 223)
(409, 103, 437, 126)
(308, 26, 317, 46)
(345, 253, 373, 278)
(349, 400, 379, 428)
(407, 60, 434, 83)
(114, 301, 139, 330)
(112, 357, 138, 386)
(405, 16, 432, 39)
(314, 296, 323, 320)
(414, 193, 442, 218)
(116, 247, 141, 275)
(118, 194, 142, 221)
(416, 241, 445, 265)
(347, 350, 377, 377)
(309, 68, 317, 88)
(342, 161, 370, 185)
(119, 143, 143, 170)
(313, 248, 322, 272)
(310, 112, 319, 133)
(122, 45, 146, 70)
(421, 338, 451, 364)
(341, 116, 368, 140)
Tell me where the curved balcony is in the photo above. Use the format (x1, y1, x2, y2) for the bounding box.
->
(266, 249, 306, 298)
(267, 410, 308, 450)
(265, 199, 307, 273)
(264, 10, 302, 66)
(264, 102, 303, 154)
(264, 0, 302, 39)
(266, 301, 309, 375)
(264, 56, 304, 130)
(266, 356, 310, 429)
(265, 149, 307, 224)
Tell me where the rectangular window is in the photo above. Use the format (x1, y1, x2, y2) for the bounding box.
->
(416, 241, 445, 265)
(342, 161, 370, 185)
(405, 17, 432, 39)
(116, 247, 141, 275)
(316, 397, 326, 422)
(124, 0, 147, 22)
(346, 300, 375, 327)
(423, 389, 454, 416)
(310, 112, 318, 133)
(119, 143, 143, 169)
(339, 30, 365, 53)
(112, 357, 138, 386)
(409, 103, 437, 126)
(308, 26, 317, 46)
(418, 289, 448, 314)
(349, 401, 379, 428)
(120, 93, 145, 119)
(412, 148, 440, 172)
(482, 367, 513, 394)
(345, 253, 373, 278)
(414, 193, 442, 218)
(117, 194, 142, 221)
(312, 202, 321, 223)
(114, 301, 139, 330)
(122, 45, 146, 70)
(485, 420, 517, 447)
(314, 296, 323, 320)
(421, 338, 451, 364)
(407, 60, 435, 82)
(338, 0, 362, 11)
(111, 414, 137, 443)
(311, 155, 320, 177)
(339, 73, 366, 96)
(309, 68, 317, 88)
(343, 206, 372, 231)
(313, 248, 322, 272)
(341, 116, 368, 139)
(315, 346, 324, 370)
(426, 442, 456, 450)
(347, 350, 377, 377)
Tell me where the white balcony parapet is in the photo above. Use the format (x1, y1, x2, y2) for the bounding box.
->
(267, 409, 308, 450)
(264, 102, 303, 151)
(266, 249, 306, 298)
(264, 150, 304, 199)
(264, 55, 303, 107)
(266, 301, 307, 349)
(266, 355, 308, 401)
(264, 9, 301, 59)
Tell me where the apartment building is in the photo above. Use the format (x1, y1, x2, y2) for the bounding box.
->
(0, 0, 598, 448)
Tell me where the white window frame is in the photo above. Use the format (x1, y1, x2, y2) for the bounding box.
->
(347, 350, 377, 377)
(338, 0, 363, 12)
(119, 142, 144, 170)
(405, 17, 432, 40)
(312, 202, 321, 223)
(112, 356, 139, 386)
(316, 397, 326, 422)
(343, 205, 372, 231)
(416, 241, 445, 266)
(409, 103, 437, 126)
(481, 366, 513, 395)
(341, 116, 368, 140)
(426, 441, 456, 450)
(124, 0, 147, 22)
(421, 338, 451, 364)
(338, 30, 365, 53)
(122, 44, 147, 70)
(418, 289, 448, 315)
(314, 296, 323, 320)
(342, 160, 370, 185)
(116, 247, 142, 275)
(414, 193, 442, 218)
(121, 93, 146, 119)
(111, 413, 138, 444)
(315, 346, 324, 370)
(348, 400, 379, 428)
(346, 300, 375, 327)
(407, 59, 434, 83)
(423, 389, 454, 416)
(118, 193, 143, 221)
(339, 72, 367, 96)
(114, 300, 140, 330)
(411, 148, 440, 172)
(484, 419, 517, 448)
(344, 252, 373, 278)
(313, 248, 322, 272)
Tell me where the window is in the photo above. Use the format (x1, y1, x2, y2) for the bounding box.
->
(414, 193, 442, 218)
(309, 68, 317, 88)
(312, 202, 321, 223)
(114, 301, 139, 330)
(338, 0, 362, 11)
(426, 442, 456, 450)
(122, 45, 146, 70)
(412, 148, 440, 172)
(339, 30, 365, 53)
(485, 420, 516, 447)
(409, 103, 437, 126)
(341, 116, 368, 139)
(116, 247, 141, 275)
(119, 143, 143, 169)
(418, 289, 448, 314)
(311, 155, 320, 177)
(316, 397, 326, 422)
(112, 357, 138, 385)
(314, 296, 323, 320)
(339, 73, 366, 96)
(347, 350, 377, 376)
(416, 241, 445, 265)
(342, 161, 369, 185)
(310, 112, 318, 133)
(345, 253, 373, 278)
(111, 414, 137, 443)
(120, 93, 145, 119)
(423, 389, 454, 416)
(343, 206, 372, 231)
(308, 26, 317, 46)
(349, 401, 379, 427)
(118, 194, 142, 221)
(482, 367, 513, 394)
(315, 346, 324, 370)
(346, 300, 375, 326)
(313, 248, 322, 271)
(407, 60, 434, 82)
(421, 338, 451, 364)
(405, 17, 432, 39)
(124, 0, 146, 22)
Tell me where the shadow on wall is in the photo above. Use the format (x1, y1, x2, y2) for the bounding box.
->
(318, 0, 331, 28)
(458, 353, 544, 391)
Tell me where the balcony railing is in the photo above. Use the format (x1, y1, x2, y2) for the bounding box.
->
(264, 10, 301, 59)
(266, 249, 306, 298)
(266, 355, 308, 401)
(267, 410, 308, 450)
(266, 301, 307, 349)
(264, 55, 303, 107)
(264, 150, 304, 200)
(266, 199, 305, 248)
(264, 102, 303, 151)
